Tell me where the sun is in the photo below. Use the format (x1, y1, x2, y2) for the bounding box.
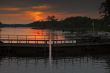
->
(25, 11, 44, 21)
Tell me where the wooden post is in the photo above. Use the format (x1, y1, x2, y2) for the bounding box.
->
(49, 31, 52, 62)
(26, 35, 27, 44)
(17, 35, 18, 43)
(35, 35, 36, 44)
(8, 35, 10, 43)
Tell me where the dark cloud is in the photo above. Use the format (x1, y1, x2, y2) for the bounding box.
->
(0, 0, 104, 13)
(0, 0, 46, 7)
(0, 0, 104, 9)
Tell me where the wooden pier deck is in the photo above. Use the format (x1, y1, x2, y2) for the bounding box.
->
(0, 42, 110, 48)
(0, 34, 110, 49)
(0, 35, 77, 48)
(0, 35, 110, 56)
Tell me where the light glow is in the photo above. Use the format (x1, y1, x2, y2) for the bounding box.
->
(25, 11, 45, 21)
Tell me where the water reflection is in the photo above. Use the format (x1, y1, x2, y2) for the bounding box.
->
(0, 28, 65, 40)
(0, 56, 109, 73)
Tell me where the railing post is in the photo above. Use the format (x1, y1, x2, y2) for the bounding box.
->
(8, 35, 10, 43)
(17, 35, 18, 43)
(35, 35, 36, 44)
(25, 35, 27, 44)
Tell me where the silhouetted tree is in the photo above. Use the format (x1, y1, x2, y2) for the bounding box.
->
(47, 16, 58, 21)
(28, 16, 107, 31)
(100, 0, 110, 17)
(46, 16, 58, 28)
(61, 16, 92, 31)
(0, 22, 1, 25)
(99, 0, 110, 27)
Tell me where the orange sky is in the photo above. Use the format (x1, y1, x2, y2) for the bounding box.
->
(24, 10, 85, 21)
(0, 9, 86, 24)
(0, 10, 99, 24)
(0, 0, 104, 24)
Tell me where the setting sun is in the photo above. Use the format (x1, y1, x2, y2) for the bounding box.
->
(25, 11, 45, 21)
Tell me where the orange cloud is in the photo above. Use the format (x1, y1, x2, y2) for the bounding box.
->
(25, 11, 45, 21)
(0, 13, 33, 24)
(0, 7, 21, 11)
(0, 14, 23, 17)
(32, 5, 50, 10)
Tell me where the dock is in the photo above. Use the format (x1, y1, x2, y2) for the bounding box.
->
(0, 35, 110, 57)
(0, 35, 78, 48)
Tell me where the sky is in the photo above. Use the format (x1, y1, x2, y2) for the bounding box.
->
(0, 0, 105, 24)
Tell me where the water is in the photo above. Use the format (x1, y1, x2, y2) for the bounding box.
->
(0, 28, 76, 44)
(0, 28, 65, 40)
(0, 28, 110, 73)
(0, 56, 110, 73)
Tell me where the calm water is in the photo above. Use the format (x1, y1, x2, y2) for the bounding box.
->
(0, 28, 75, 43)
(0, 28, 68, 44)
(0, 56, 110, 73)
(0, 28, 65, 40)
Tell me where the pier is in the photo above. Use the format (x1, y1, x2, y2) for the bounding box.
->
(0, 35, 110, 56)
(0, 35, 77, 47)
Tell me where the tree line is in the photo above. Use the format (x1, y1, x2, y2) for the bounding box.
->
(28, 0, 110, 31)
(0, 0, 110, 32)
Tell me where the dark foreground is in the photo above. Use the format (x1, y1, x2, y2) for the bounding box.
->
(0, 43, 110, 57)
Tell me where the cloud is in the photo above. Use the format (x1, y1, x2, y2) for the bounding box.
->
(24, 11, 45, 21)
(0, 14, 23, 17)
(0, 0, 46, 8)
(32, 5, 50, 10)
(0, 7, 21, 11)
(0, 13, 33, 24)
(0, 0, 105, 24)
(0, 0, 104, 13)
